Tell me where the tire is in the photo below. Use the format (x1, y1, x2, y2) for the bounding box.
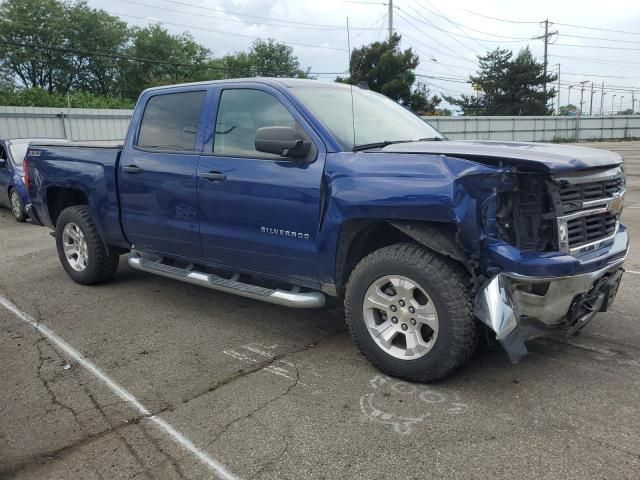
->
(55, 205, 120, 285)
(345, 243, 480, 383)
(10, 189, 27, 222)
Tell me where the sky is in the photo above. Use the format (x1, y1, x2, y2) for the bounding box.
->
(85, 0, 640, 114)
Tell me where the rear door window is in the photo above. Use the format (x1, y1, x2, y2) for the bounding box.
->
(137, 91, 206, 152)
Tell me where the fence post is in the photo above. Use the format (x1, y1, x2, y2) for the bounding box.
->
(57, 113, 68, 139)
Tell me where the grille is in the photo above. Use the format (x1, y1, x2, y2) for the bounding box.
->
(558, 178, 623, 212)
(566, 212, 617, 249)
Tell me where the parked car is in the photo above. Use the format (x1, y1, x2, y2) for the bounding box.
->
(24, 79, 628, 382)
(0, 138, 70, 222)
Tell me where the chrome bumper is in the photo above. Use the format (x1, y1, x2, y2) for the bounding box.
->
(475, 258, 626, 362)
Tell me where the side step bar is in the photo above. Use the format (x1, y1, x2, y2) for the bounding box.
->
(128, 253, 325, 309)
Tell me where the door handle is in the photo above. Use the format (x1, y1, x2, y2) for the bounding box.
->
(199, 171, 227, 181)
(122, 165, 142, 174)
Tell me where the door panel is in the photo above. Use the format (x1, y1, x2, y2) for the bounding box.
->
(119, 89, 206, 257)
(197, 86, 326, 282)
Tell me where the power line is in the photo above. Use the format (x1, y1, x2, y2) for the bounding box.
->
(0, 40, 347, 76)
(394, 10, 476, 63)
(398, 3, 482, 55)
(410, 0, 489, 50)
(462, 9, 539, 24)
(554, 22, 640, 38)
(104, 10, 348, 51)
(554, 42, 640, 52)
(115, 0, 379, 31)
(154, 0, 359, 29)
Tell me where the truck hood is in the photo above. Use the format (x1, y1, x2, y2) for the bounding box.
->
(382, 140, 623, 172)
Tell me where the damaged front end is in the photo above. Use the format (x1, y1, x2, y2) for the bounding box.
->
(458, 164, 628, 362)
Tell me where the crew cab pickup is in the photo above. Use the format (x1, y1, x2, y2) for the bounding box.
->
(25, 79, 628, 382)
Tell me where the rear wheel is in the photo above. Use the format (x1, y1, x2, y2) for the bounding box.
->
(55, 206, 120, 285)
(345, 243, 479, 382)
(10, 189, 27, 222)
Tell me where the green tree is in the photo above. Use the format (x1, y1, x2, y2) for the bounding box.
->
(0, 0, 69, 93)
(558, 104, 577, 116)
(121, 25, 212, 98)
(337, 33, 440, 114)
(66, 2, 130, 95)
(444, 47, 557, 116)
(219, 39, 311, 78)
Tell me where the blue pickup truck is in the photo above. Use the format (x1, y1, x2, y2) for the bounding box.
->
(25, 78, 628, 381)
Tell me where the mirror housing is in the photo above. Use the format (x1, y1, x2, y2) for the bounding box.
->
(0, 158, 6, 168)
(255, 126, 311, 159)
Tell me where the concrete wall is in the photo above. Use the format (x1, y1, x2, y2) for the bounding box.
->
(1, 106, 639, 143)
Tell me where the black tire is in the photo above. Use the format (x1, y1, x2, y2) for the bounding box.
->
(10, 189, 27, 222)
(345, 243, 480, 382)
(55, 205, 120, 285)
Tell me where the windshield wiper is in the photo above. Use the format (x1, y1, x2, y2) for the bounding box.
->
(352, 137, 444, 151)
(352, 140, 413, 152)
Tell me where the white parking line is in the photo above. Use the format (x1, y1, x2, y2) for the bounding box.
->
(626, 270, 640, 275)
(0, 294, 240, 480)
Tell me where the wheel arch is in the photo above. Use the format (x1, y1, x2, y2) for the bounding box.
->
(334, 219, 471, 297)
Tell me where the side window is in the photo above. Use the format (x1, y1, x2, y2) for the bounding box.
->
(213, 89, 297, 159)
(137, 91, 205, 152)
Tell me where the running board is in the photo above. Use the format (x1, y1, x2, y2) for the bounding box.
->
(128, 253, 325, 309)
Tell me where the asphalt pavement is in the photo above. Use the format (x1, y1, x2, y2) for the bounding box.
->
(1, 141, 640, 479)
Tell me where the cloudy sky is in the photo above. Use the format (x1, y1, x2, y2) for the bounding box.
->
(86, 0, 640, 113)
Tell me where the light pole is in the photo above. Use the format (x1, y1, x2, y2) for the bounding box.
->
(601, 92, 607, 115)
(620, 96, 624, 114)
(611, 95, 616, 114)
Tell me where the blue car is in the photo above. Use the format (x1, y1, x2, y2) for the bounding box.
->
(0, 138, 69, 222)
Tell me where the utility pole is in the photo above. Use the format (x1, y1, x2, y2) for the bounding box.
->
(632, 91, 636, 115)
(579, 80, 588, 115)
(611, 95, 616, 114)
(556, 63, 561, 114)
(620, 96, 624, 113)
(600, 82, 605, 115)
(534, 20, 558, 98)
(388, 0, 393, 41)
(589, 82, 594, 116)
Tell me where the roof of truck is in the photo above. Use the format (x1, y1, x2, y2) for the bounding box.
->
(142, 77, 354, 93)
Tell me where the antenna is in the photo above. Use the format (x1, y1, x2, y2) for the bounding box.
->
(347, 16, 356, 149)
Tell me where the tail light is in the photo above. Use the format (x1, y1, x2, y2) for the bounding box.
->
(23, 158, 30, 190)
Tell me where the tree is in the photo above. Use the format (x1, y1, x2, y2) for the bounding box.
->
(337, 33, 440, 114)
(66, 2, 130, 95)
(0, 0, 69, 93)
(121, 25, 212, 98)
(558, 104, 577, 116)
(444, 47, 557, 116)
(219, 39, 311, 78)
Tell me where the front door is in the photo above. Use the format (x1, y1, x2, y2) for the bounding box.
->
(197, 86, 326, 283)
(118, 89, 207, 258)
(0, 145, 10, 208)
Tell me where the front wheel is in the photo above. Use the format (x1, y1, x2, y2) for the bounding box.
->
(55, 205, 120, 285)
(345, 243, 479, 382)
(10, 189, 27, 222)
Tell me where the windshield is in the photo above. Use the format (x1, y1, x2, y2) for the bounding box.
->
(290, 84, 443, 150)
(8, 142, 28, 172)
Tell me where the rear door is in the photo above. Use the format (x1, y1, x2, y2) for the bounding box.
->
(118, 88, 208, 258)
(196, 84, 327, 283)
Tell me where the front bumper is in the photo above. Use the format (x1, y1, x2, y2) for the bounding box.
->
(475, 256, 626, 362)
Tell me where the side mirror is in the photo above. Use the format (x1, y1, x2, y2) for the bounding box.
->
(0, 159, 6, 168)
(255, 126, 311, 159)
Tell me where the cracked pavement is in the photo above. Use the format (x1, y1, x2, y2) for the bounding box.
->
(1, 141, 640, 479)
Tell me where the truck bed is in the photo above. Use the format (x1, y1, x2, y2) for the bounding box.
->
(26, 142, 129, 250)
